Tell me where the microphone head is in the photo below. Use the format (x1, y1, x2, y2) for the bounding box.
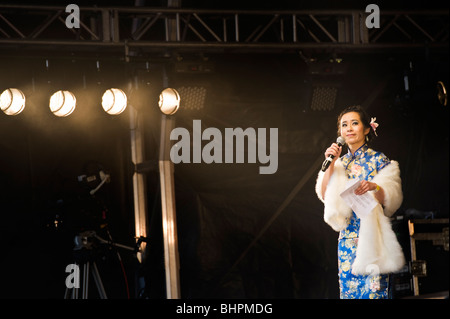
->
(336, 136, 345, 146)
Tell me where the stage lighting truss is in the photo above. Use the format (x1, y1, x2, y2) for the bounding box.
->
(0, 88, 26, 115)
(49, 90, 76, 117)
(102, 88, 127, 115)
(159, 88, 181, 115)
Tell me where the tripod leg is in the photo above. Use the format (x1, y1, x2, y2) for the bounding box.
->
(82, 262, 89, 299)
(64, 263, 80, 299)
(64, 287, 77, 299)
(73, 285, 79, 299)
(91, 262, 107, 299)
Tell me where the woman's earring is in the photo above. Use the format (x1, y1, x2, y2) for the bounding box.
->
(365, 135, 369, 142)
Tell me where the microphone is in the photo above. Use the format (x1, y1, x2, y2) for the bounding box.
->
(321, 136, 345, 172)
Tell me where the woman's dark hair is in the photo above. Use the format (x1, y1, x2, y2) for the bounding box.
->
(337, 105, 376, 143)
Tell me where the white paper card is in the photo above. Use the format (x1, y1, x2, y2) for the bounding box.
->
(340, 179, 378, 218)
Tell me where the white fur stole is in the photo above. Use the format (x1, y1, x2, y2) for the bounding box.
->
(315, 159, 405, 275)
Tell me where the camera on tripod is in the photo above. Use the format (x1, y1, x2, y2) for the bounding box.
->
(77, 170, 110, 196)
(45, 163, 112, 235)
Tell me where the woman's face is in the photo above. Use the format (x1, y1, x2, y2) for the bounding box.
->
(340, 111, 370, 149)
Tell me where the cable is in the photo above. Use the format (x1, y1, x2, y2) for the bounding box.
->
(105, 229, 131, 299)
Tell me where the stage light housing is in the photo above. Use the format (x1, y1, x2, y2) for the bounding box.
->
(176, 86, 206, 110)
(159, 88, 180, 115)
(102, 88, 127, 115)
(49, 90, 76, 117)
(0, 88, 26, 115)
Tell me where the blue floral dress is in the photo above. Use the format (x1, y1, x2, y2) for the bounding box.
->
(338, 144, 391, 299)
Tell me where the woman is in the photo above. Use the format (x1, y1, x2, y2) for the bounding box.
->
(315, 105, 405, 299)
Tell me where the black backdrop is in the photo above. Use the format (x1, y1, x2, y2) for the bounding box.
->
(0, 2, 448, 300)
(139, 52, 449, 299)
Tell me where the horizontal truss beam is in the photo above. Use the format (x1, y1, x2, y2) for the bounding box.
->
(0, 5, 448, 55)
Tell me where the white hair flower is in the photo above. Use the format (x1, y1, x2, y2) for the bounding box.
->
(370, 117, 379, 136)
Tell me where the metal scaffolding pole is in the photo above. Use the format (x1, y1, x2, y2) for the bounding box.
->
(158, 0, 181, 299)
(158, 112, 180, 299)
(129, 102, 148, 263)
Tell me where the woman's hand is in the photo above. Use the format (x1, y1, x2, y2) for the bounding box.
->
(355, 180, 385, 206)
(324, 143, 342, 163)
(354, 180, 378, 195)
(320, 143, 342, 199)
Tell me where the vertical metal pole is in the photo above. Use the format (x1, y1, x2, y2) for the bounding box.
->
(280, 17, 284, 42)
(360, 12, 370, 44)
(292, 14, 297, 42)
(410, 237, 420, 296)
(175, 13, 180, 41)
(352, 11, 361, 44)
(130, 103, 148, 262)
(337, 17, 346, 43)
(235, 14, 239, 42)
(159, 0, 181, 299)
(128, 3, 148, 263)
(101, 9, 111, 42)
(159, 113, 181, 299)
(408, 220, 420, 296)
(111, 9, 120, 42)
(223, 18, 227, 42)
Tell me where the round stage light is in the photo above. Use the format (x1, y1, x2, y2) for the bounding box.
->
(159, 88, 180, 115)
(0, 88, 26, 115)
(49, 90, 76, 117)
(102, 88, 127, 115)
